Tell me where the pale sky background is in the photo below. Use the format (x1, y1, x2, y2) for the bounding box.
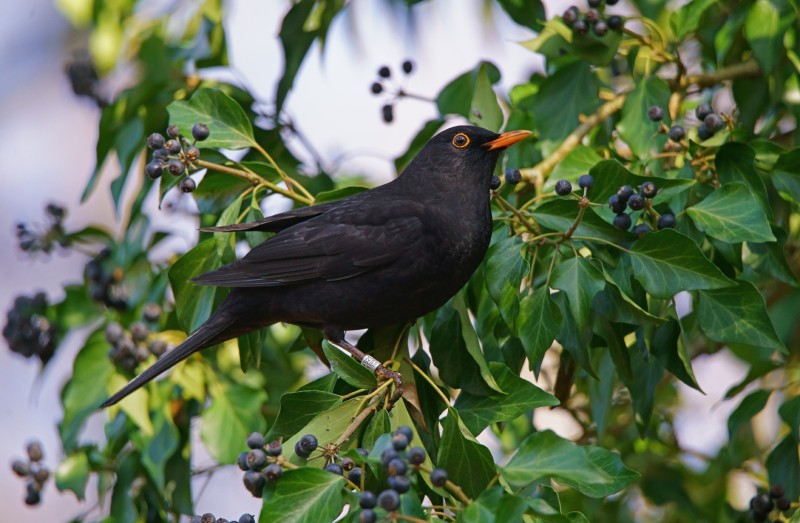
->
(0, 0, 765, 519)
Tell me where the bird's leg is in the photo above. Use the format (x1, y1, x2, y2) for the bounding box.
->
(324, 327, 404, 407)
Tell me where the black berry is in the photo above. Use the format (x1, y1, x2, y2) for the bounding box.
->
(584, 8, 599, 23)
(264, 463, 282, 481)
(298, 434, 318, 454)
(387, 474, 411, 493)
(24, 484, 41, 506)
(165, 139, 182, 155)
(149, 340, 167, 356)
(607, 15, 624, 31)
(633, 223, 651, 237)
(382, 104, 394, 123)
(180, 177, 196, 193)
(377, 489, 400, 511)
(704, 113, 723, 132)
(294, 440, 311, 458)
(640, 181, 658, 198)
(266, 440, 282, 457)
(695, 103, 713, 121)
(578, 174, 594, 190)
(606, 0, 618, 4)
(237, 452, 250, 471)
(563, 6, 579, 25)
(192, 123, 210, 141)
(105, 322, 124, 343)
(239, 515, 255, 523)
(776, 496, 790, 510)
(593, 20, 608, 36)
(407, 447, 426, 465)
(359, 509, 377, 523)
(391, 432, 409, 451)
(325, 463, 344, 475)
(380, 447, 399, 467)
(246, 449, 267, 471)
(668, 125, 685, 142)
(387, 458, 408, 476)
(246, 432, 265, 449)
(243, 470, 265, 497)
(26, 441, 43, 462)
(200, 513, 216, 523)
(145, 160, 164, 180)
(490, 175, 501, 191)
(627, 193, 645, 211)
(347, 466, 362, 485)
(588, 0, 601, 7)
(378, 66, 391, 78)
(616, 185, 634, 202)
(147, 133, 165, 150)
(370, 82, 383, 94)
(657, 213, 675, 229)
(608, 194, 627, 214)
(402, 60, 414, 74)
(396, 426, 414, 443)
(697, 124, 714, 141)
(341, 457, 355, 471)
(130, 322, 149, 342)
(153, 148, 169, 161)
(573, 19, 589, 35)
(166, 125, 180, 138)
(360, 490, 377, 509)
(168, 159, 185, 176)
(11, 459, 29, 477)
(430, 468, 448, 487)
(769, 484, 785, 498)
(647, 106, 664, 121)
(505, 168, 522, 185)
(555, 179, 573, 196)
(185, 145, 200, 162)
(613, 213, 632, 230)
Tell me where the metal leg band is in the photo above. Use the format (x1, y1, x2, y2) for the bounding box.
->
(361, 355, 381, 373)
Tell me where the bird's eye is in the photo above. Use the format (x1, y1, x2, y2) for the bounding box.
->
(452, 133, 470, 149)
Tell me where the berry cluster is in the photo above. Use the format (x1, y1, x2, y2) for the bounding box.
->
(607, 181, 674, 234)
(105, 315, 166, 373)
(237, 431, 293, 497)
(369, 60, 415, 123)
(145, 123, 210, 193)
(748, 485, 794, 522)
(85, 248, 128, 310)
(649, 103, 726, 143)
(562, 0, 623, 37)
(189, 513, 255, 523)
(15, 203, 68, 255)
(3, 292, 58, 364)
(10, 441, 50, 506)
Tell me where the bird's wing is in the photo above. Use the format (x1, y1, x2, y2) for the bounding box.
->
(199, 201, 340, 233)
(192, 199, 424, 287)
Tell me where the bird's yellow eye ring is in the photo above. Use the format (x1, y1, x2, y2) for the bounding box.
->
(452, 133, 470, 149)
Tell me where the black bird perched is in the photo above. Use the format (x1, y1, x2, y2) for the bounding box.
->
(102, 125, 531, 407)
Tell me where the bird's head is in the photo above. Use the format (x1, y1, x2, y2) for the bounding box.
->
(402, 125, 531, 190)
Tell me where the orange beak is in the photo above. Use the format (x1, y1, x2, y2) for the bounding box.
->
(483, 130, 533, 151)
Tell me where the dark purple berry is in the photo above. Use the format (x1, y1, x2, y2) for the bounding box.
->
(647, 106, 664, 121)
(382, 104, 394, 123)
(593, 20, 608, 36)
(505, 168, 522, 185)
(407, 447, 426, 465)
(24, 484, 41, 506)
(147, 133, 165, 150)
(370, 82, 383, 94)
(776, 496, 790, 510)
(378, 489, 400, 511)
(613, 213, 632, 230)
(628, 193, 645, 211)
(237, 452, 250, 471)
(105, 322, 124, 344)
(391, 432, 409, 451)
(26, 441, 43, 462)
(166, 125, 180, 138)
(192, 123, 210, 141)
(11, 459, 29, 477)
(380, 447, 399, 467)
(573, 19, 589, 35)
(584, 8, 599, 23)
(578, 174, 594, 190)
(396, 426, 414, 443)
(402, 60, 414, 74)
(607, 15, 624, 31)
(299, 434, 318, 453)
(264, 463, 282, 481)
(340, 457, 355, 471)
(770, 484, 785, 499)
(145, 160, 164, 180)
(180, 177, 196, 193)
(588, 0, 601, 7)
(704, 113, 723, 132)
(668, 125, 685, 142)
(633, 223, 651, 237)
(555, 179, 573, 196)
(200, 514, 216, 523)
(378, 66, 391, 78)
(430, 468, 448, 487)
(657, 213, 675, 229)
(238, 516, 255, 523)
(360, 490, 377, 509)
(563, 6, 579, 25)
(168, 159, 185, 176)
(697, 124, 714, 141)
(359, 509, 377, 523)
(325, 463, 344, 475)
(185, 145, 200, 162)
(153, 148, 169, 161)
(490, 175, 501, 191)
(608, 194, 627, 214)
(387, 474, 411, 493)
(347, 466, 362, 485)
(387, 458, 408, 476)
(246, 449, 267, 471)
(695, 103, 713, 121)
(266, 440, 282, 457)
(149, 340, 167, 356)
(640, 181, 658, 198)
(130, 322, 149, 342)
(243, 470, 265, 497)
(165, 139, 182, 155)
(617, 185, 634, 202)
(246, 432, 265, 449)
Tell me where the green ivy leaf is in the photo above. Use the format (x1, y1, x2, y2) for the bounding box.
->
(454, 362, 558, 434)
(169, 238, 223, 333)
(438, 408, 497, 499)
(501, 430, 639, 497)
(283, 399, 364, 466)
(259, 467, 344, 523)
(628, 229, 736, 299)
(483, 233, 526, 332)
(766, 435, 800, 502)
(697, 280, 787, 354)
(314, 186, 368, 204)
(550, 257, 606, 330)
(201, 381, 267, 463)
(533, 62, 599, 144)
(55, 450, 90, 500)
(517, 287, 562, 370)
(321, 340, 377, 389)
(728, 389, 771, 439)
(546, 146, 603, 190)
(616, 76, 671, 158)
(778, 396, 800, 440)
(191, 168, 252, 215)
(437, 62, 501, 123)
(670, 0, 717, 38)
(686, 183, 775, 243)
(715, 143, 771, 217)
(495, 0, 545, 31)
(131, 404, 179, 490)
(469, 62, 503, 131)
(589, 160, 695, 204)
(168, 88, 255, 149)
(744, 0, 784, 74)
(771, 146, 800, 204)
(266, 390, 342, 441)
(460, 486, 528, 523)
(745, 226, 800, 286)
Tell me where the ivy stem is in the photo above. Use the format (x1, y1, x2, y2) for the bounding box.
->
(493, 193, 540, 234)
(561, 198, 589, 241)
(195, 159, 314, 205)
(572, 235, 631, 253)
(334, 382, 391, 448)
(403, 356, 451, 406)
(670, 58, 761, 89)
(251, 142, 315, 203)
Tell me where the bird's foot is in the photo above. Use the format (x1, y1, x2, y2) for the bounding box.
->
(375, 365, 404, 409)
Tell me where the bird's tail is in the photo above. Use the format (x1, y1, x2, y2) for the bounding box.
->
(100, 311, 233, 408)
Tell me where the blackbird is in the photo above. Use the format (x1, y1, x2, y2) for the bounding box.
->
(102, 125, 530, 407)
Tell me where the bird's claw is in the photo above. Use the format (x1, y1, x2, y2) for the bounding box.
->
(376, 366, 403, 409)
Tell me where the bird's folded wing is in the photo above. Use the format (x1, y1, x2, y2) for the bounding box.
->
(199, 202, 339, 233)
(192, 212, 424, 287)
